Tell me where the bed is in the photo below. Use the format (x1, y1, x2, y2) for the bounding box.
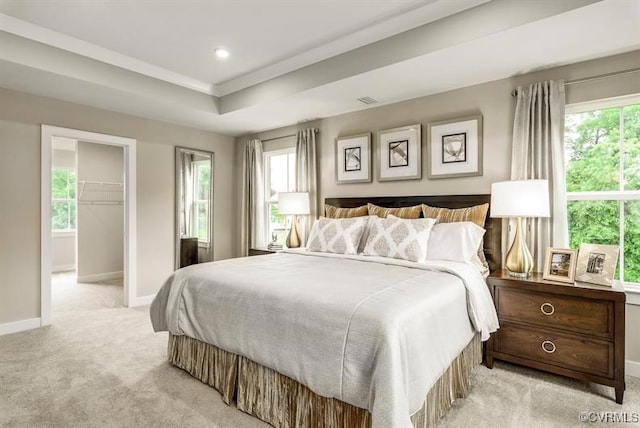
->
(151, 195, 501, 428)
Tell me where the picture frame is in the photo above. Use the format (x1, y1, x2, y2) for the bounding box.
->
(542, 247, 577, 283)
(335, 133, 371, 183)
(574, 243, 620, 287)
(427, 114, 483, 179)
(377, 124, 421, 181)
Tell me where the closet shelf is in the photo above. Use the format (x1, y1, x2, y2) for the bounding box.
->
(78, 180, 124, 205)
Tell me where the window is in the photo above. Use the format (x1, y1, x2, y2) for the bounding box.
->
(565, 96, 640, 285)
(264, 149, 296, 245)
(193, 160, 211, 243)
(51, 168, 76, 232)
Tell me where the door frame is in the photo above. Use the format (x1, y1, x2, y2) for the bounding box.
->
(41, 125, 137, 325)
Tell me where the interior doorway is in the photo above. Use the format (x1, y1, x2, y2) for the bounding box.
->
(41, 125, 137, 327)
(51, 138, 125, 312)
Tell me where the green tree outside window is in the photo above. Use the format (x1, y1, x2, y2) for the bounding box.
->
(565, 104, 640, 283)
(51, 168, 76, 231)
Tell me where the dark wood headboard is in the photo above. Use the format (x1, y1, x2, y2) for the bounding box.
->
(324, 194, 502, 272)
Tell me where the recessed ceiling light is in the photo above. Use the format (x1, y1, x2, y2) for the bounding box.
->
(214, 48, 230, 59)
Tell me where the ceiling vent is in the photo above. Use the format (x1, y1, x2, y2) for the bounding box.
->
(357, 96, 378, 105)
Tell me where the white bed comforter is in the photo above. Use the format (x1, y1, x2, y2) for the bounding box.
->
(150, 250, 498, 428)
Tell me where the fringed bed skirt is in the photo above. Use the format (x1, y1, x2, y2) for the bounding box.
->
(168, 334, 481, 428)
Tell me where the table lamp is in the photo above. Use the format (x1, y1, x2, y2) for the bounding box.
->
(490, 180, 550, 277)
(277, 192, 310, 248)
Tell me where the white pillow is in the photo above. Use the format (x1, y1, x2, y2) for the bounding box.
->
(306, 216, 368, 255)
(362, 215, 436, 262)
(426, 221, 486, 267)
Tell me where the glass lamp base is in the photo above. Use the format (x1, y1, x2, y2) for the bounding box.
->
(504, 217, 534, 279)
(286, 215, 301, 248)
(507, 270, 531, 278)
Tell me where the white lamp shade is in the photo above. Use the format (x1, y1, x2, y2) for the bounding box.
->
(277, 192, 310, 215)
(490, 179, 550, 218)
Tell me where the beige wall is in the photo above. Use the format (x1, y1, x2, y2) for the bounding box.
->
(0, 87, 235, 324)
(627, 305, 640, 367)
(52, 148, 75, 168)
(52, 234, 75, 272)
(76, 142, 124, 281)
(238, 51, 640, 237)
(237, 51, 640, 364)
(316, 51, 640, 206)
(0, 119, 42, 323)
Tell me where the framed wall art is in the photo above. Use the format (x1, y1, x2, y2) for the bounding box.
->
(427, 114, 483, 179)
(574, 243, 620, 286)
(377, 124, 421, 181)
(542, 247, 577, 283)
(335, 133, 371, 183)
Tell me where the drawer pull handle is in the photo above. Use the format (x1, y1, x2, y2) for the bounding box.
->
(541, 340, 556, 354)
(540, 302, 555, 315)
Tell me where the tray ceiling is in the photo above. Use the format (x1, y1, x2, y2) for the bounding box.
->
(0, 0, 638, 136)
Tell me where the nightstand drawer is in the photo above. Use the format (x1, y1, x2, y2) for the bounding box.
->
(494, 324, 613, 377)
(496, 287, 613, 339)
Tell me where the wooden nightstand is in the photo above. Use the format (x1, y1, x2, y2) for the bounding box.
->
(486, 270, 626, 404)
(248, 248, 276, 256)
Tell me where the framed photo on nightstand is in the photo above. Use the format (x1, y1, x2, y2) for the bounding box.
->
(543, 247, 577, 283)
(575, 243, 619, 286)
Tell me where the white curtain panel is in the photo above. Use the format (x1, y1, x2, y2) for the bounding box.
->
(510, 80, 569, 271)
(295, 128, 318, 245)
(180, 152, 194, 238)
(241, 139, 266, 255)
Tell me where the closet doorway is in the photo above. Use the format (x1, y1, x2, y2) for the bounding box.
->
(41, 126, 137, 327)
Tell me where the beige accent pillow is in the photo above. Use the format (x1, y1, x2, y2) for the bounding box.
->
(324, 204, 368, 219)
(421, 203, 489, 268)
(306, 217, 368, 255)
(421, 203, 489, 227)
(367, 203, 422, 219)
(362, 215, 436, 262)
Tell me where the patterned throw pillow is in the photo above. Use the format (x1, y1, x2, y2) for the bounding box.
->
(306, 217, 368, 255)
(324, 204, 368, 218)
(362, 215, 436, 262)
(421, 203, 489, 268)
(367, 203, 422, 219)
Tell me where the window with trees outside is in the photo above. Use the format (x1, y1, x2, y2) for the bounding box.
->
(564, 96, 640, 286)
(264, 149, 296, 245)
(52, 168, 76, 232)
(193, 160, 211, 243)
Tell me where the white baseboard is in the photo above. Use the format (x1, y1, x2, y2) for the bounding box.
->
(627, 360, 640, 378)
(52, 264, 75, 273)
(0, 318, 41, 336)
(77, 270, 123, 283)
(130, 294, 156, 307)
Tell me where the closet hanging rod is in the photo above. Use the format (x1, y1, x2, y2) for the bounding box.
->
(511, 67, 640, 96)
(78, 180, 123, 186)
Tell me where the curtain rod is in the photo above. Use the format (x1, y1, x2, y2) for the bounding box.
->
(261, 128, 318, 143)
(511, 67, 640, 96)
(261, 133, 295, 143)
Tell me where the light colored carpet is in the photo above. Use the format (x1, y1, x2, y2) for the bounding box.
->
(0, 273, 637, 427)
